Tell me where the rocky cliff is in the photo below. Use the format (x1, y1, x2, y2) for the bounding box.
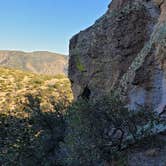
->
(69, 0, 166, 114)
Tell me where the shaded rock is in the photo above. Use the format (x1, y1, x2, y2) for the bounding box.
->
(69, 0, 166, 114)
(68, 1, 166, 164)
(145, 148, 160, 157)
(126, 133, 166, 166)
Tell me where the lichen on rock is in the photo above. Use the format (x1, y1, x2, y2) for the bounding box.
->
(67, 1, 166, 164)
(69, 0, 165, 112)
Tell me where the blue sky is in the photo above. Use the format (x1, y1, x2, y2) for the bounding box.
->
(0, 0, 110, 54)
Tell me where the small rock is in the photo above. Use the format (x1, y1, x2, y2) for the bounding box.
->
(145, 148, 160, 157)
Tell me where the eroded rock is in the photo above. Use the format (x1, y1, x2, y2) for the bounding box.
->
(69, 0, 166, 114)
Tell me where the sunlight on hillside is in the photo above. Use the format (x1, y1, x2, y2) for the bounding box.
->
(0, 67, 73, 117)
(0, 67, 73, 165)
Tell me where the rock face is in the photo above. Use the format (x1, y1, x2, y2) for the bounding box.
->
(69, 0, 166, 113)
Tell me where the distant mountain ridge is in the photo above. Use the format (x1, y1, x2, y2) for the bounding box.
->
(0, 50, 68, 75)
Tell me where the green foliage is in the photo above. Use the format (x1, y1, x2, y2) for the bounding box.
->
(75, 56, 85, 72)
(0, 67, 72, 166)
(71, 48, 86, 72)
(0, 94, 68, 166)
(60, 100, 103, 166)
(0, 67, 73, 114)
(0, 67, 162, 166)
(60, 94, 159, 166)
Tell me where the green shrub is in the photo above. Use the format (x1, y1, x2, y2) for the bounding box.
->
(0, 94, 67, 166)
(60, 94, 159, 166)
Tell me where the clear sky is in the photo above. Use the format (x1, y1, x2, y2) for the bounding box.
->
(0, 0, 110, 55)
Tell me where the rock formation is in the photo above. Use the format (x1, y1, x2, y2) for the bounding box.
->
(69, 0, 166, 114)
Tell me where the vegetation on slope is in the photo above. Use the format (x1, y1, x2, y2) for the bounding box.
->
(0, 67, 165, 166)
(60, 95, 164, 166)
(0, 67, 72, 165)
(0, 51, 68, 75)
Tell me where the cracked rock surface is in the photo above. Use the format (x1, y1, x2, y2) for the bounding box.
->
(69, 0, 166, 114)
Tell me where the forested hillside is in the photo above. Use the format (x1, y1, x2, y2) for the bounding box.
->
(0, 67, 72, 165)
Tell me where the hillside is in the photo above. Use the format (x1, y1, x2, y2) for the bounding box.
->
(0, 67, 72, 165)
(0, 67, 72, 115)
(1, 0, 166, 165)
(0, 51, 68, 75)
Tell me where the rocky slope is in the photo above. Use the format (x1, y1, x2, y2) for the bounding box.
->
(0, 51, 68, 75)
(69, 0, 166, 114)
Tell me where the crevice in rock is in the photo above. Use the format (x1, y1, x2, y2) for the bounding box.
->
(81, 86, 91, 100)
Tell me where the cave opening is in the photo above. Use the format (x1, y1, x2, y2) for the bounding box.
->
(81, 86, 91, 100)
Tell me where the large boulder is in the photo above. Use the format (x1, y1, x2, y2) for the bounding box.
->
(69, 0, 166, 114)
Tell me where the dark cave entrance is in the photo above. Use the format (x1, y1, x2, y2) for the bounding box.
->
(81, 86, 91, 100)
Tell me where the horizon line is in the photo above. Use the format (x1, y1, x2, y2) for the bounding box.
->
(0, 49, 68, 56)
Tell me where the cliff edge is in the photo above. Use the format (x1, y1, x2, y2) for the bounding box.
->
(69, 0, 166, 114)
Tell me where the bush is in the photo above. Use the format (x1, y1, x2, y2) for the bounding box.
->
(0, 94, 67, 166)
(60, 94, 159, 166)
(0, 90, 160, 165)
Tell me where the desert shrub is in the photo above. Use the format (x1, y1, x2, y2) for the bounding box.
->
(0, 94, 68, 166)
(60, 94, 159, 166)
(0, 67, 72, 166)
